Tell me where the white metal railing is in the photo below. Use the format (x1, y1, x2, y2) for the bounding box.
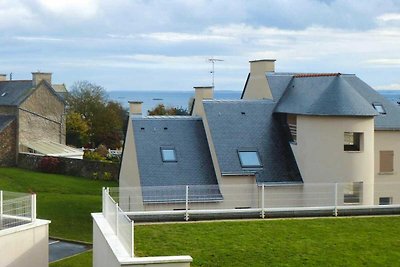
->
(103, 188, 134, 257)
(106, 181, 400, 221)
(0, 190, 36, 231)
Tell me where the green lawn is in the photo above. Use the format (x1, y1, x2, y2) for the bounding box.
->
(0, 167, 117, 242)
(135, 217, 400, 267)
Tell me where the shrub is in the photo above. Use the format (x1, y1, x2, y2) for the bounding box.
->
(103, 172, 112, 181)
(38, 156, 61, 173)
(83, 151, 105, 161)
(95, 144, 108, 158)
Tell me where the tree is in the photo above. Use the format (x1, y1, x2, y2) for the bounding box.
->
(148, 104, 189, 116)
(66, 112, 89, 147)
(66, 81, 128, 148)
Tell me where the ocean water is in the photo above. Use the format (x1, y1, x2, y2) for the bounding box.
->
(108, 90, 400, 114)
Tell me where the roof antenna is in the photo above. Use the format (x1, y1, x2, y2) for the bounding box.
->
(9, 72, 13, 81)
(208, 57, 224, 89)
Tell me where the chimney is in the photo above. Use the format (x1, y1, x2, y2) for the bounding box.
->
(249, 59, 275, 75)
(32, 72, 52, 87)
(0, 74, 7, 81)
(128, 101, 143, 116)
(242, 59, 275, 100)
(192, 86, 213, 117)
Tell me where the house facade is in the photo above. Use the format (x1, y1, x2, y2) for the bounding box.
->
(0, 72, 69, 166)
(119, 60, 400, 210)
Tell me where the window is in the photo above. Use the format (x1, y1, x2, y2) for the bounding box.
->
(343, 182, 363, 204)
(379, 197, 392, 205)
(380, 151, 394, 173)
(287, 114, 297, 143)
(238, 150, 262, 168)
(344, 132, 362, 152)
(161, 148, 177, 162)
(372, 103, 386, 114)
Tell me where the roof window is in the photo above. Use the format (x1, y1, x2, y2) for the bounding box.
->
(1, 92, 6, 97)
(161, 147, 177, 162)
(238, 150, 262, 168)
(372, 103, 386, 114)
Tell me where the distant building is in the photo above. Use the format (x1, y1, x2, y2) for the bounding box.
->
(119, 59, 400, 208)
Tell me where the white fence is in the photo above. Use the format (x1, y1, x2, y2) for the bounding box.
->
(0, 190, 36, 230)
(102, 188, 134, 257)
(107, 182, 400, 221)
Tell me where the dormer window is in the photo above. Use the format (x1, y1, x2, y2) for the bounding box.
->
(161, 147, 177, 162)
(238, 150, 262, 168)
(373, 103, 386, 114)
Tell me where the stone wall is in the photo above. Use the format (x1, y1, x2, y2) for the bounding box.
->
(0, 120, 17, 166)
(19, 83, 66, 146)
(18, 153, 120, 180)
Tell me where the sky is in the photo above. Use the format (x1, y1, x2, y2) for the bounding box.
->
(1, 0, 400, 91)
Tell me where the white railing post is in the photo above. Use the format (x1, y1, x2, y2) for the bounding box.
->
(0, 190, 3, 220)
(334, 183, 338, 217)
(185, 185, 189, 221)
(261, 184, 265, 219)
(131, 220, 135, 258)
(31, 193, 36, 222)
(115, 203, 119, 236)
(102, 187, 105, 215)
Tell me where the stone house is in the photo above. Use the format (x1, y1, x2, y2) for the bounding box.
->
(0, 72, 68, 166)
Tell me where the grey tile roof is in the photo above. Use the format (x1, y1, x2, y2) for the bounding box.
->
(342, 75, 400, 130)
(275, 75, 378, 116)
(132, 116, 221, 202)
(0, 115, 15, 132)
(203, 100, 302, 184)
(0, 81, 35, 106)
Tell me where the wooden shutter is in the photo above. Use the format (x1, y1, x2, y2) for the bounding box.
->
(380, 151, 394, 173)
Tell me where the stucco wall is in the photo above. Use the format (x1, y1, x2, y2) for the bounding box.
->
(19, 83, 65, 146)
(0, 119, 17, 166)
(374, 130, 400, 204)
(0, 220, 50, 267)
(291, 115, 375, 205)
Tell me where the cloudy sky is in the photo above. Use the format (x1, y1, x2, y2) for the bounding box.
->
(1, 0, 400, 91)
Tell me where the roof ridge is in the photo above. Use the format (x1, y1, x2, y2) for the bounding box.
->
(294, 73, 341, 78)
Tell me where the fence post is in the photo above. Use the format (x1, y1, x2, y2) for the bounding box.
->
(334, 183, 338, 217)
(0, 190, 3, 220)
(115, 203, 119, 236)
(131, 220, 134, 258)
(102, 187, 105, 215)
(31, 193, 36, 222)
(185, 185, 189, 221)
(261, 184, 265, 219)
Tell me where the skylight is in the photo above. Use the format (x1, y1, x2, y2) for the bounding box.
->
(238, 150, 262, 168)
(1, 92, 6, 97)
(373, 103, 386, 114)
(161, 148, 177, 162)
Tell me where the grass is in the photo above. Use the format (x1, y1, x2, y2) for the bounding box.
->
(50, 251, 92, 267)
(0, 167, 117, 242)
(135, 217, 400, 266)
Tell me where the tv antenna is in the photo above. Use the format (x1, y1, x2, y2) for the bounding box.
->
(208, 57, 224, 88)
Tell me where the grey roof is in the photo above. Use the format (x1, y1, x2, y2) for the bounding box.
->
(0, 115, 15, 132)
(275, 75, 378, 116)
(132, 116, 221, 202)
(203, 100, 302, 184)
(342, 75, 400, 130)
(0, 81, 35, 106)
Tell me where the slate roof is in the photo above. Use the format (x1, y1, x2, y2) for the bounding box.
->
(275, 74, 378, 116)
(0, 115, 15, 132)
(203, 100, 302, 184)
(132, 116, 221, 203)
(0, 81, 35, 106)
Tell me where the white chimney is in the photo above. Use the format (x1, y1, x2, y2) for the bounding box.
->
(249, 59, 275, 74)
(32, 72, 52, 87)
(192, 86, 213, 117)
(0, 74, 7, 81)
(128, 101, 143, 116)
(242, 59, 275, 100)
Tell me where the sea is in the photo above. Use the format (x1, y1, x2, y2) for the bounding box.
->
(108, 90, 400, 114)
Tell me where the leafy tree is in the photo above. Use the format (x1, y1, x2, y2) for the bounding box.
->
(66, 112, 90, 147)
(148, 104, 189, 116)
(66, 81, 128, 148)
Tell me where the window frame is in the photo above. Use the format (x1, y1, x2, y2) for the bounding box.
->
(160, 147, 177, 162)
(372, 103, 386, 114)
(379, 150, 394, 173)
(379, 197, 392, 205)
(344, 132, 363, 152)
(237, 149, 262, 168)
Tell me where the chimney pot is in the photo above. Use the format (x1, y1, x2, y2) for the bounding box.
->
(128, 101, 143, 116)
(32, 72, 52, 87)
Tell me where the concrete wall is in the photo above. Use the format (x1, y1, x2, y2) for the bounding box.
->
(0, 119, 17, 166)
(291, 115, 375, 205)
(19, 82, 65, 146)
(374, 130, 400, 204)
(0, 220, 50, 267)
